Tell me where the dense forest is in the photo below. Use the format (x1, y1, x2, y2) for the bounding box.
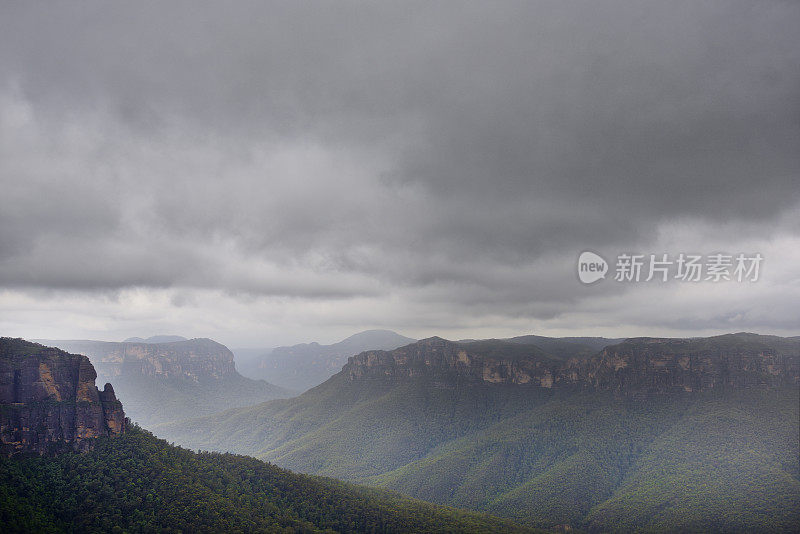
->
(0, 426, 535, 533)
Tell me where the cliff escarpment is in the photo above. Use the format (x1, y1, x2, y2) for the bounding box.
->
(345, 333, 800, 395)
(0, 338, 126, 456)
(346, 337, 562, 387)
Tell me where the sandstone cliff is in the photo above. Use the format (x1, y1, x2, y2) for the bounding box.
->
(347, 337, 562, 388)
(583, 334, 800, 395)
(0, 338, 126, 456)
(345, 333, 800, 395)
(35, 338, 237, 383)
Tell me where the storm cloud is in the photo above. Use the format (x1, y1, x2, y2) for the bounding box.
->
(1, 1, 798, 345)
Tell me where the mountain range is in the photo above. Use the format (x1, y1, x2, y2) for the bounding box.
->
(158, 333, 800, 532)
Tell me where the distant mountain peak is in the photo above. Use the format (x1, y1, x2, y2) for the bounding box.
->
(342, 329, 412, 340)
(123, 335, 188, 344)
(337, 329, 416, 346)
(242, 330, 418, 392)
(412, 336, 453, 348)
(418, 335, 450, 342)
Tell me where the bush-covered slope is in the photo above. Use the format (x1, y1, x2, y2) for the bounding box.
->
(0, 426, 535, 533)
(583, 391, 800, 533)
(368, 389, 799, 532)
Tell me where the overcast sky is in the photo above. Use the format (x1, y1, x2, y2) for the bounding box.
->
(1, 1, 798, 347)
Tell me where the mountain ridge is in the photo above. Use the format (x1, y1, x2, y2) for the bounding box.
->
(343, 333, 799, 394)
(156, 332, 800, 531)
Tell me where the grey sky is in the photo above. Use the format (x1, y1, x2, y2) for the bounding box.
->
(1, 1, 798, 346)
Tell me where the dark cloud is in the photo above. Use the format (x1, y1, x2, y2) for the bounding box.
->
(1, 1, 798, 341)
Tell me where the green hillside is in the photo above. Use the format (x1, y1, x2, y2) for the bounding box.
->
(156, 335, 800, 531)
(160, 385, 799, 531)
(583, 392, 800, 532)
(0, 426, 535, 533)
(371, 389, 800, 531)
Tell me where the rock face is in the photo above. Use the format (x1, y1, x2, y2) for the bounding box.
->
(34, 338, 237, 384)
(347, 337, 562, 388)
(345, 334, 800, 395)
(0, 338, 126, 456)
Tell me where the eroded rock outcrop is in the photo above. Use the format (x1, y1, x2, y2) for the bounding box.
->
(1, 338, 126, 456)
(345, 333, 800, 396)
